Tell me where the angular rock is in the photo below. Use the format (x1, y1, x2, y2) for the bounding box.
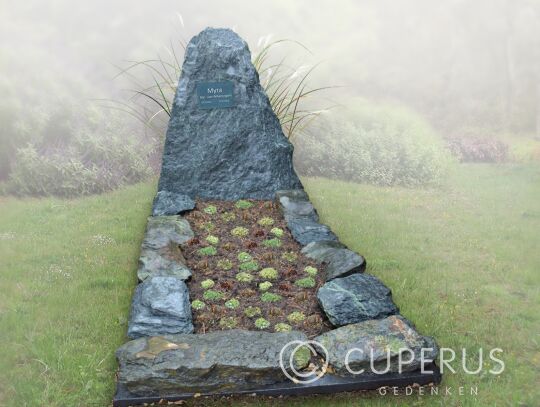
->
(302, 240, 365, 281)
(141, 216, 194, 251)
(275, 189, 318, 221)
(127, 276, 193, 339)
(286, 217, 338, 246)
(156, 27, 303, 203)
(152, 191, 195, 216)
(116, 330, 309, 395)
(317, 273, 398, 327)
(137, 246, 191, 281)
(314, 315, 439, 376)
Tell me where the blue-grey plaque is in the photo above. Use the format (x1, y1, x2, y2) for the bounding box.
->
(196, 81, 234, 109)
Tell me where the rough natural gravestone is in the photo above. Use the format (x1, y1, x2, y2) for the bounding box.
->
(154, 27, 303, 213)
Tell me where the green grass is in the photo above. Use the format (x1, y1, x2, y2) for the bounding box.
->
(1, 164, 539, 406)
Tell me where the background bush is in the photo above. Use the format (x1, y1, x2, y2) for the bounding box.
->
(446, 134, 509, 163)
(6, 105, 152, 198)
(294, 99, 452, 186)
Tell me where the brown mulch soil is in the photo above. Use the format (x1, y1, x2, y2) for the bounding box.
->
(182, 199, 332, 338)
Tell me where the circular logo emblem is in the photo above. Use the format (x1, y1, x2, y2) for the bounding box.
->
(279, 340, 329, 384)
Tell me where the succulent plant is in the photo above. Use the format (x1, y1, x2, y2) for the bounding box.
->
(262, 238, 281, 248)
(203, 289, 224, 301)
(235, 272, 254, 283)
(239, 260, 259, 272)
(274, 323, 292, 332)
(287, 311, 306, 324)
(281, 251, 297, 262)
(205, 235, 219, 245)
(203, 205, 217, 215)
(235, 200, 254, 209)
(270, 227, 284, 237)
(244, 306, 262, 318)
(237, 252, 253, 263)
(202, 221, 215, 232)
(295, 277, 316, 288)
(258, 281, 273, 291)
(219, 317, 238, 329)
(257, 217, 275, 227)
(259, 267, 278, 280)
(221, 212, 236, 222)
(231, 226, 249, 237)
(261, 292, 282, 302)
(198, 246, 217, 256)
(217, 259, 233, 270)
(304, 266, 318, 276)
(225, 298, 240, 309)
(191, 300, 206, 310)
(255, 318, 270, 330)
(200, 279, 215, 289)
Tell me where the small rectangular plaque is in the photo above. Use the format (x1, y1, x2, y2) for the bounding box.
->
(196, 81, 234, 109)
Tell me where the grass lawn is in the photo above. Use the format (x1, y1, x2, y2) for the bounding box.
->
(0, 163, 539, 406)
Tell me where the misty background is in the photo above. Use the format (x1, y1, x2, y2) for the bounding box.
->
(1, 0, 539, 195)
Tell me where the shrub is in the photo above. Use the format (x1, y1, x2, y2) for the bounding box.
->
(217, 259, 233, 270)
(259, 281, 273, 291)
(261, 292, 282, 302)
(294, 99, 452, 187)
(270, 227, 284, 237)
(263, 238, 282, 248)
(255, 318, 270, 330)
(203, 289, 224, 301)
(200, 279, 215, 289)
(198, 246, 217, 256)
(225, 298, 240, 309)
(446, 136, 509, 163)
(206, 235, 219, 245)
(304, 266, 318, 276)
(237, 252, 253, 263)
(274, 323, 292, 332)
(287, 311, 306, 324)
(7, 110, 152, 197)
(244, 306, 262, 318)
(203, 205, 217, 215)
(235, 272, 254, 283)
(235, 200, 253, 209)
(295, 277, 316, 288)
(259, 267, 278, 280)
(258, 217, 274, 226)
(231, 227, 249, 237)
(191, 300, 206, 310)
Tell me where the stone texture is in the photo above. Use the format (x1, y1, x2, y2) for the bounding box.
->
(275, 189, 337, 246)
(127, 276, 193, 339)
(152, 191, 195, 216)
(136, 216, 194, 281)
(141, 216, 194, 250)
(317, 273, 398, 327)
(156, 27, 302, 203)
(314, 315, 439, 376)
(137, 246, 191, 281)
(116, 330, 309, 395)
(302, 240, 366, 281)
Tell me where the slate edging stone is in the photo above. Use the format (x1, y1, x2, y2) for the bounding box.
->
(314, 315, 439, 376)
(127, 276, 194, 339)
(317, 273, 399, 327)
(116, 330, 310, 395)
(152, 191, 196, 216)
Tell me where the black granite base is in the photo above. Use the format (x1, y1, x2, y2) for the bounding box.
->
(113, 363, 441, 406)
